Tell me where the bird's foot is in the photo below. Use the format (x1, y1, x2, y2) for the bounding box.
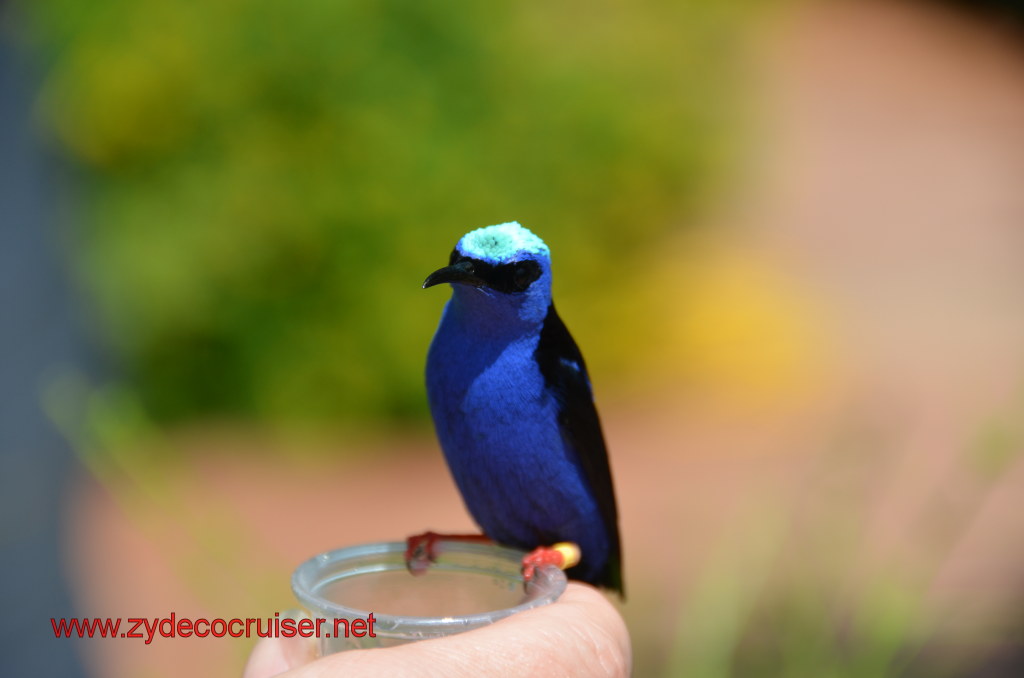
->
(404, 531, 492, 575)
(521, 542, 581, 587)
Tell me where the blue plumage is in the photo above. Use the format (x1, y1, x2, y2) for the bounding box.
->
(423, 222, 622, 593)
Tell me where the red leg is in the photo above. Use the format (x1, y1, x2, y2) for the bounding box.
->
(404, 531, 493, 575)
(521, 542, 581, 585)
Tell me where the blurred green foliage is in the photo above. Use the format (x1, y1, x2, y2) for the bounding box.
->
(22, 0, 748, 428)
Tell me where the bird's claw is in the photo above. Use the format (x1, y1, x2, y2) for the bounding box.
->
(405, 532, 493, 575)
(404, 531, 442, 576)
(521, 542, 581, 588)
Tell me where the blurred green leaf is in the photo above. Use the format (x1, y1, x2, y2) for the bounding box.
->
(23, 0, 749, 427)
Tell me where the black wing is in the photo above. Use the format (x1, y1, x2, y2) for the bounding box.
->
(534, 303, 623, 595)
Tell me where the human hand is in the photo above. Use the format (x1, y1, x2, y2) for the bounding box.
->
(242, 583, 630, 677)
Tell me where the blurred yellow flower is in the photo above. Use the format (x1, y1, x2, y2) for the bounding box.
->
(671, 241, 834, 411)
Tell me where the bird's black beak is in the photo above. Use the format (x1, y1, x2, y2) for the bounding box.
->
(423, 260, 484, 289)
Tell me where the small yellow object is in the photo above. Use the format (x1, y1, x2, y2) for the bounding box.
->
(551, 542, 581, 570)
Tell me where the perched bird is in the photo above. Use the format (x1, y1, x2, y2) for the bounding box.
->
(419, 221, 622, 594)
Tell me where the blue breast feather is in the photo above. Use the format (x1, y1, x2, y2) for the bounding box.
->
(426, 300, 612, 582)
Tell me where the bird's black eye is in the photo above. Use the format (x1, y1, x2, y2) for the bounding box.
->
(512, 261, 541, 291)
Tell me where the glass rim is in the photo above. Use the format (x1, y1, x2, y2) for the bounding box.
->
(291, 540, 567, 635)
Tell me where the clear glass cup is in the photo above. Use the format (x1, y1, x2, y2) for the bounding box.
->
(291, 540, 567, 654)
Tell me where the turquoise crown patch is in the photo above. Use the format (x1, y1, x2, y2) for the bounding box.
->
(457, 222, 549, 263)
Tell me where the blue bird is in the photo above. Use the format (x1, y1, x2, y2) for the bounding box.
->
(419, 221, 622, 594)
